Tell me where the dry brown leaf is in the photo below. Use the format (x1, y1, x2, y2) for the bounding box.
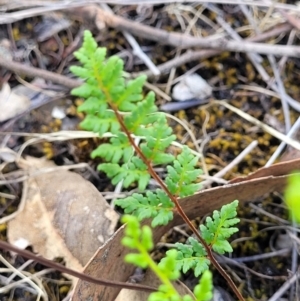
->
(7, 156, 119, 273)
(115, 269, 194, 301)
(71, 158, 300, 301)
(0, 83, 30, 122)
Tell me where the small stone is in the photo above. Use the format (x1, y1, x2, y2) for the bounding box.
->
(52, 106, 66, 119)
(0, 83, 30, 122)
(172, 73, 212, 101)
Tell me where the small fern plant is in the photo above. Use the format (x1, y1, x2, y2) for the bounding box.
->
(71, 30, 244, 301)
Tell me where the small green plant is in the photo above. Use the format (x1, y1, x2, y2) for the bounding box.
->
(284, 171, 300, 223)
(122, 215, 213, 301)
(71, 30, 243, 301)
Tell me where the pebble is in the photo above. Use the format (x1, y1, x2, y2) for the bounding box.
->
(172, 73, 212, 101)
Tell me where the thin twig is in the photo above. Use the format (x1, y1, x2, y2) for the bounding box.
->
(230, 248, 291, 263)
(249, 203, 290, 225)
(268, 270, 300, 301)
(266, 117, 300, 167)
(214, 101, 300, 150)
(133, 22, 292, 77)
(268, 54, 291, 133)
(71, 6, 300, 56)
(202, 140, 258, 187)
(0, 57, 81, 89)
(0, 255, 47, 300)
(2, 0, 300, 21)
(216, 254, 288, 281)
(0, 180, 28, 224)
(0, 23, 292, 87)
(0, 240, 156, 292)
(100, 3, 160, 76)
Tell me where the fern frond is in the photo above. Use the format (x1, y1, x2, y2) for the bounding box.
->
(121, 215, 154, 268)
(122, 216, 200, 301)
(71, 82, 104, 99)
(122, 215, 213, 301)
(79, 111, 120, 136)
(91, 133, 132, 164)
(200, 200, 240, 254)
(166, 146, 202, 197)
(114, 75, 146, 111)
(71, 31, 204, 194)
(72, 30, 240, 301)
(194, 270, 213, 301)
(124, 91, 157, 133)
(72, 30, 100, 67)
(76, 96, 107, 115)
(140, 115, 176, 165)
(115, 189, 174, 227)
(100, 55, 124, 89)
(99, 157, 150, 190)
(167, 237, 210, 277)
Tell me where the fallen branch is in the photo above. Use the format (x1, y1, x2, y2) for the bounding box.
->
(68, 6, 300, 57)
(0, 23, 292, 86)
(133, 22, 292, 77)
(0, 57, 81, 89)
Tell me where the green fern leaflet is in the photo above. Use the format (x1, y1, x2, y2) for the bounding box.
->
(115, 189, 174, 227)
(200, 200, 240, 254)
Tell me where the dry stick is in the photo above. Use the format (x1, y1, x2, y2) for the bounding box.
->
(240, 4, 291, 134)
(213, 5, 292, 134)
(0, 1, 292, 57)
(212, 6, 262, 63)
(278, 30, 296, 74)
(279, 9, 300, 30)
(230, 248, 291, 263)
(70, 6, 300, 57)
(100, 3, 160, 76)
(249, 203, 289, 225)
(216, 254, 287, 281)
(0, 23, 292, 88)
(215, 101, 300, 150)
(0, 57, 81, 89)
(134, 22, 293, 78)
(2, 0, 300, 13)
(0, 255, 46, 299)
(268, 270, 300, 301)
(202, 140, 258, 188)
(266, 117, 300, 164)
(268, 55, 291, 133)
(0, 240, 156, 293)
